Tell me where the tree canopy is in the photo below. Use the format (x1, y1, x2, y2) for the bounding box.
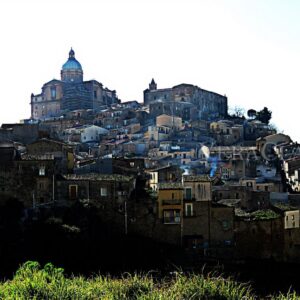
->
(256, 107, 272, 124)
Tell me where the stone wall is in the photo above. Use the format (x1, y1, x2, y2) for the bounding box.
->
(235, 218, 284, 260)
(0, 124, 40, 144)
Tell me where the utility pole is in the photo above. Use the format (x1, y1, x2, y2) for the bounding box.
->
(208, 200, 211, 255)
(32, 191, 36, 209)
(87, 180, 90, 202)
(52, 174, 55, 202)
(180, 208, 183, 247)
(124, 200, 128, 235)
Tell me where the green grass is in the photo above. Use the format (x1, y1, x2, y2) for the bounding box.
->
(251, 209, 280, 220)
(0, 261, 298, 299)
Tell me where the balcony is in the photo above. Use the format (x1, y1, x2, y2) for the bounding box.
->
(161, 199, 182, 205)
(163, 216, 181, 224)
(183, 197, 196, 202)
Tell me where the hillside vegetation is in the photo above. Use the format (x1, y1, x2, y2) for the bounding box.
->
(0, 261, 298, 300)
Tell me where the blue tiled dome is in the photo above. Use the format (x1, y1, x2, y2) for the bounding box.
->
(62, 48, 82, 70)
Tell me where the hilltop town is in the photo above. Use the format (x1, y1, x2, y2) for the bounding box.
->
(1, 49, 300, 266)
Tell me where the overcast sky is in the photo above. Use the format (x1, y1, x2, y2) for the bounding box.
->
(0, 0, 299, 141)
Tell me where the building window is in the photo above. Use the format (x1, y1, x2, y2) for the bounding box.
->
(94, 90, 97, 99)
(185, 203, 193, 217)
(198, 184, 207, 200)
(51, 87, 56, 100)
(163, 210, 181, 224)
(101, 187, 108, 196)
(222, 220, 229, 230)
(69, 185, 78, 200)
(39, 165, 45, 176)
(264, 186, 269, 191)
(185, 188, 192, 200)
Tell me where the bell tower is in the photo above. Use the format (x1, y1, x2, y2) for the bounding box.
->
(149, 78, 157, 91)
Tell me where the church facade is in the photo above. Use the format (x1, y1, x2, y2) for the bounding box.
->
(31, 49, 119, 120)
(144, 79, 228, 121)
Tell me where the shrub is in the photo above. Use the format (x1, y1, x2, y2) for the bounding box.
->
(0, 261, 297, 299)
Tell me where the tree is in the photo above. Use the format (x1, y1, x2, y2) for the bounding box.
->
(256, 107, 272, 124)
(247, 109, 257, 119)
(268, 123, 278, 133)
(229, 106, 245, 119)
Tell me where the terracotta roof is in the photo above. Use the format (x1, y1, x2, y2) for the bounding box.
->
(21, 154, 54, 161)
(158, 183, 183, 190)
(62, 173, 133, 182)
(183, 175, 211, 182)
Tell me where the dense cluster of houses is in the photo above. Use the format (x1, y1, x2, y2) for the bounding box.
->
(1, 82, 300, 263)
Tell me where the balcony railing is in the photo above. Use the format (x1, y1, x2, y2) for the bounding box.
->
(183, 197, 196, 202)
(163, 217, 181, 224)
(161, 199, 182, 205)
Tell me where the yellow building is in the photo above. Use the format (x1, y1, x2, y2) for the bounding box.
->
(158, 183, 183, 224)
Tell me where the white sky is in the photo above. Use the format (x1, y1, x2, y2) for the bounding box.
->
(0, 0, 299, 141)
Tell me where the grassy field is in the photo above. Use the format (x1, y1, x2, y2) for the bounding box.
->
(0, 261, 298, 299)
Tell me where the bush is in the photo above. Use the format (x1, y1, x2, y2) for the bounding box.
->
(0, 261, 297, 299)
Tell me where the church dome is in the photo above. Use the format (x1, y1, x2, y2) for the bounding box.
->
(62, 48, 82, 70)
(61, 48, 83, 83)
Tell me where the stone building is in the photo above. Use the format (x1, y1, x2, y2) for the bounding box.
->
(30, 49, 119, 120)
(0, 123, 41, 144)
(179, 176, 234, 254)
(56, 173, 136, 204)
(210, 120, 244, 146)
(146, 165, 183, 191)
(0, 142, 56, 207)
(26, 138, 75, 173)
(144, 80, 227, 121)
(156, 114, 182, 130)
